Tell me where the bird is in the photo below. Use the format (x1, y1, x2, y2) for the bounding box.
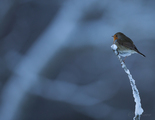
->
(112, 32, 145, 60)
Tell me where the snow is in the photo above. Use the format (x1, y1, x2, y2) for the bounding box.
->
(111, 44, 117, 50)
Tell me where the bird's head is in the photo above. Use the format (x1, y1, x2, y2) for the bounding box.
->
(112, 32, 125, 43)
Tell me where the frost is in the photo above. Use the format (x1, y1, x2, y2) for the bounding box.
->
(111, 44, 144, 120)
(111, 44, 118, 50)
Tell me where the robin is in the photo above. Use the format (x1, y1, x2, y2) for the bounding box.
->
(112, 32, 146, 59)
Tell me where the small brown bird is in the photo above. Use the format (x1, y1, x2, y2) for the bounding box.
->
(112, 32, 146, 58)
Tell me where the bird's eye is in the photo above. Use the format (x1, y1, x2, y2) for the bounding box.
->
(115, 35, 117, 37)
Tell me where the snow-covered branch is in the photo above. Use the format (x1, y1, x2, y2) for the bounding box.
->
(111, 44, 144, 120)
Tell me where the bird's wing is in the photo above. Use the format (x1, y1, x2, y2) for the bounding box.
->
(116, 38, 146, 57)
(116, 39, 138, 51)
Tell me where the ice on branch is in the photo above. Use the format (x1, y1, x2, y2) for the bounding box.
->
(111, 44, 117, 50)
(111, 44, 144, 120)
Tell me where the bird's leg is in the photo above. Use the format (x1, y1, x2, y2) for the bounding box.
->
(123, 56, 127, 63)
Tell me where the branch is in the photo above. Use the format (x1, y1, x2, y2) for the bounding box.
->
(111, 44, 144, 120)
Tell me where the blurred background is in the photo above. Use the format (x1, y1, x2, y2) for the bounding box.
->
(0, 0, 155, 120)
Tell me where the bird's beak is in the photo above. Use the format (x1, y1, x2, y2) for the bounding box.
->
(112, 36, 114, 37)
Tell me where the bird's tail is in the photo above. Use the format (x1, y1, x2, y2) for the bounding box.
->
(137, 51, 146, 57)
